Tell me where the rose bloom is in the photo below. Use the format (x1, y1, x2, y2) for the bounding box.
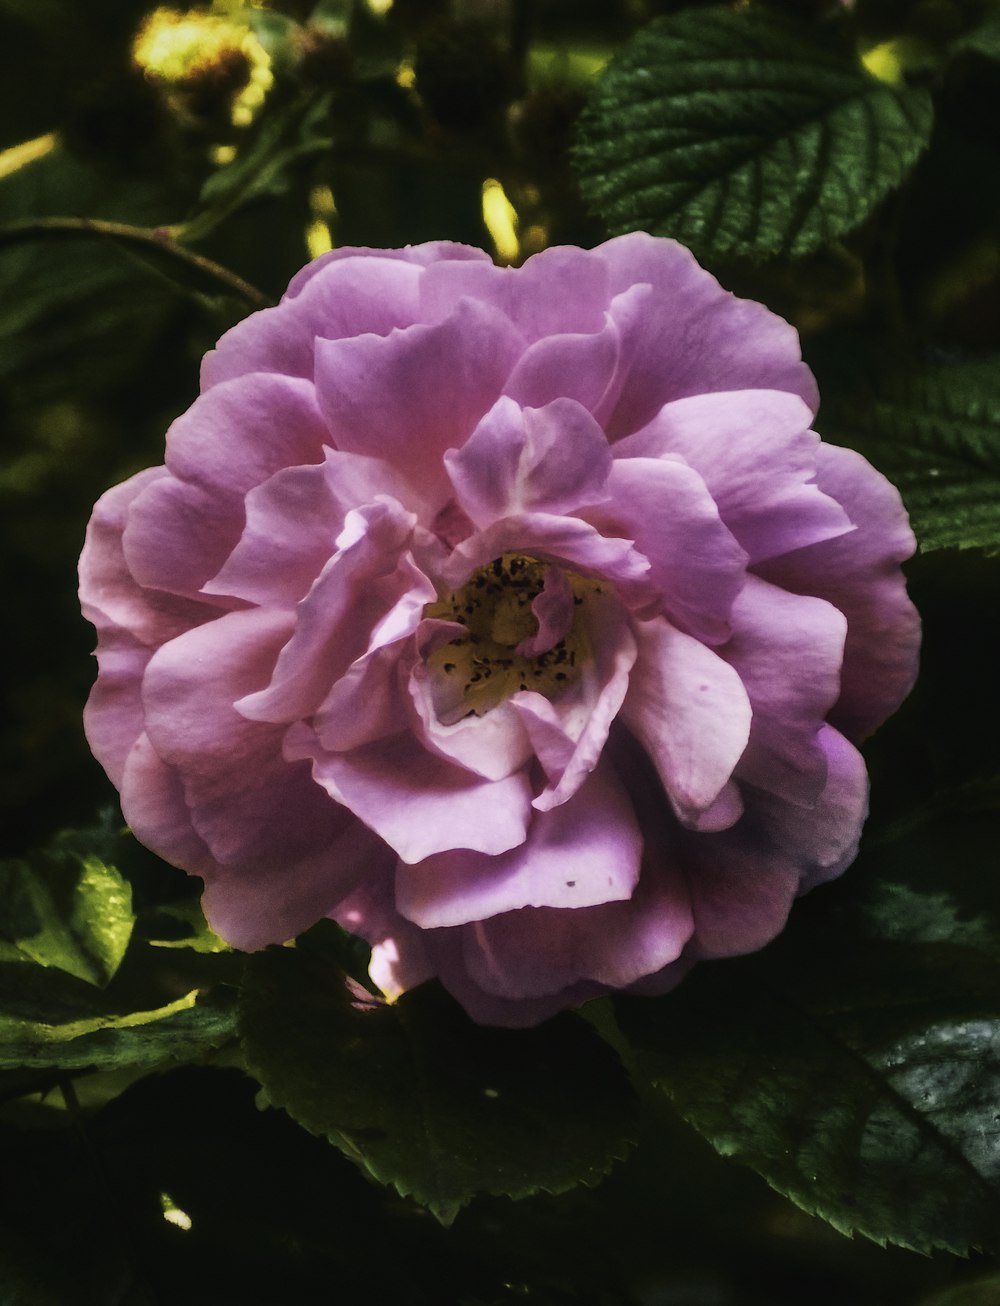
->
(80, 235, 919, 1026)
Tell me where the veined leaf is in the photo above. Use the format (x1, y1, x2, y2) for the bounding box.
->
(573, 6, 933, 260)
(616, 798, 1000, 1256)
(239, 926, 637, 1222)
(820, 356, 1000, 554)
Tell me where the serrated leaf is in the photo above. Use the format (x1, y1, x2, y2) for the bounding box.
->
(819, 356, 1000, 555)
(238, 927, 637, 1219)
(615, 800, 1000, 1256)
(0, 830, 134, 988)
(573, 7, 933, 260)
(0, 986, 238, 1071)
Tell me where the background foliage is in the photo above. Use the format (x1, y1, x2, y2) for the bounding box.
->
(3, 0, 1000, 1301)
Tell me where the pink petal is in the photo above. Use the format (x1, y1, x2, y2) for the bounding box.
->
(502, 302, 630, 414)
(595, 232, 818, 439)
(80, 469, 220, 648)
(758, 724, 870, 894)
(408, 669, 534, 781)
(83, 632, 152, 788)
(513, 589, 637, 810)
(756, 444, 920, 742)
(587, 457, 747, 644)
(236, 498, 424, 725)
(286, 240, 490, 299)
(621, 616, 752, 824)
(441, 513, 653, 609)
(313, 642, 411, 753)
(397, 762, 642, 927)
(285, 726, 534, 864)
(419, 243, 610, 341)
(615, 389, 854, 563)
(445, 396, 612, 527)
(119, 732, 216, 878)
(165, 373, 331, 503)
(201, 254, 428, 387)
(458, 839, 693, 999)
(313, 298, 525, 510)
(142, 608, 349, 873)
(515, 564, 575, 658)
(725, 576, 847, 805)
(122, 473, 246, 602)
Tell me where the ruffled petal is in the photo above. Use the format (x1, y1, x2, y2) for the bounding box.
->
(445, 396, 612, 527)
(201, 254, 427, 387)
(313, 297, 525, 510)
(83, 632, 152, 788)
(396, 762, 642, 927)
(586, 457, 747, 644)
(614, 389, 854, 563)
(80, 469, 221, 647)
(755, 443, 920, 742)
(458, 839, 693, 999)
(236, 499, 426, 725)
(621, 617, 752, 824)
(725, 576, 847, 804)
(419, 244, 610, 341)
(595, 232, 818, 438)
(441, 513, 653, 609)
(285, 726, 534, 864)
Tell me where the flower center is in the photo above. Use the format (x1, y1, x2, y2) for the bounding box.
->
(424, 553, 597, 724)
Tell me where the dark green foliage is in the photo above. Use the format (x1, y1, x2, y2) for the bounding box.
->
(239, 924, 638, 1221)
(574, 6, 934, 260)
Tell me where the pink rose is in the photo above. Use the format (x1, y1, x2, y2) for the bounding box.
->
(79, 235, 919, 1026)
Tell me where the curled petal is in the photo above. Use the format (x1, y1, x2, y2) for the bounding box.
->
(621, 617, 752, 824)
(285, 726, 534, 864)
(395, 762, 642, 927)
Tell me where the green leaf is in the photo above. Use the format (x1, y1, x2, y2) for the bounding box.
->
(184, 93, 332, 241)
(0, 986, 238, 1072)
(0, 829, 134, 988)
(819, 355, 1000, 555)
(615, 800, 1000, 1256)
(239, 926, 638, 1220)
(573, 7, 933, 260)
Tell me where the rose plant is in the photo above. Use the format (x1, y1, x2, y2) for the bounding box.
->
(79, 234, 919, 1026)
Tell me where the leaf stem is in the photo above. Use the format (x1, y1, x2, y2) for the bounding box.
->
(0, 216, 274, 311)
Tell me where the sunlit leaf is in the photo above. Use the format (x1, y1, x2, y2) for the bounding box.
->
(574, 6, 933, 260)
(0, 828, 134, 988)
(0, 986, 238, 1071)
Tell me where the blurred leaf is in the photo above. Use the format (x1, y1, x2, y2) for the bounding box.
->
(820, 355, 1000, 554)
(186, 93, 332, 240)
(0, 986, 237, 1071)
(573, 6, 933, 260)
(0, 827, 133, 988)
(142, 899, 231, 954)
(952, 15, 1000, 61)
(616, 793, 1000, 1256)
(239, 925, 638, 1221)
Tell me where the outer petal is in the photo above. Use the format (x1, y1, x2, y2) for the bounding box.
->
(80, 469, 221, 648)
(621, 617, 752, 824)
(285, 726, 534, 864)
(595, 232, 818, 438)
(83, 632, 153, 788)
(165, 373, 332, 504)
(395, 763, 642, 927)
(614, 389, 854, 563)
(419, 244, 610, 341)
(201, 254, 427, 387)
(724, 576, 847, 805)
(444, 396, 612, 527)
(458, 842, 694, 999)
(756, 443, 920, 742)
(141, 608, 350, 876)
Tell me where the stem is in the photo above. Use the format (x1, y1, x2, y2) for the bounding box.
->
(0, 216, 274, 311)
